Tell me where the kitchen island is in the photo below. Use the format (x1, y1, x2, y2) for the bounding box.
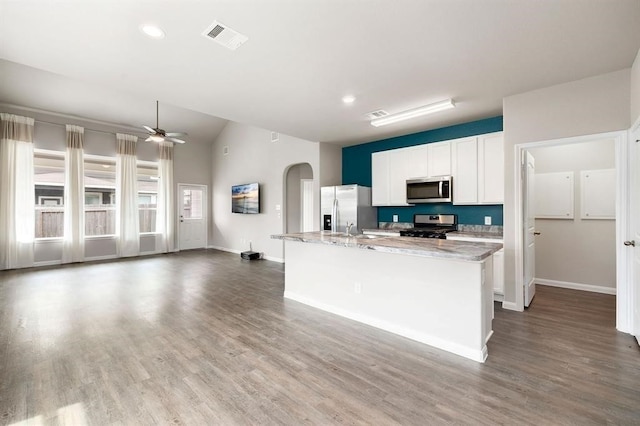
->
(271, 231, 502, 362)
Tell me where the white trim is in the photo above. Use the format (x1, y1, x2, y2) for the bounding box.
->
(284, 291, 487, 363)
(616, 130, 632, 333)
(493, 292, 504, 302)
(84, 254, 118, 262)
(33, 260, 62, 267)
(536, 278, 616, 295)
(263, 255, 284, 263)
(513, 131, 627, 318)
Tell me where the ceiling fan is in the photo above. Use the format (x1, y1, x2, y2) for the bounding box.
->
(143, 100, 187, 144)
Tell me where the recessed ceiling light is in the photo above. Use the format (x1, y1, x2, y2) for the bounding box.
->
(141, 24, 165, 39)
(342, 95, 356, 104)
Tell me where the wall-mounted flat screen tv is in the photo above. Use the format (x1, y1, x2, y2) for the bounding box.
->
(232, 182, 260, 214)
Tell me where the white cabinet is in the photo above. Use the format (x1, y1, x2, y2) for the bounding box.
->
(405, 145, 429, 180)
(452, 132, 504, 205)
(492, 248, 504, 295)
(371, 149, 413, 206)
(371, 151, 389, 206)
(478, 133, 504, 204)
(427, 141, 451, 177)
(451, 137, 478, 204)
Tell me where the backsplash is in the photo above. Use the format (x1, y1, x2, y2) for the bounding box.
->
(378, 222, 503, 235)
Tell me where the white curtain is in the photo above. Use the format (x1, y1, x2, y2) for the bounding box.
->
(156, 141, 175, 252)
(62, 125, 85, 263)
(0, 113, 35, 270)
(116, 133, 139, 257)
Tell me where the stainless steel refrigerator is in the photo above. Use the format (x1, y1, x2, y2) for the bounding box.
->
(320, 185, 377, 234)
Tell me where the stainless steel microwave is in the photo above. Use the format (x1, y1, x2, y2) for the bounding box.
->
(406, 176, 452, 203)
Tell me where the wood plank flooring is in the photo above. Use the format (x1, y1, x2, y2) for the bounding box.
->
(1, 249, 638, 425)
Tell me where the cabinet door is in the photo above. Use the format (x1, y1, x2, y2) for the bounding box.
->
(427, 141, 451, 177)
(452, 137, 478, 204)
(478, 132, 504, 204)
(493, 248, 504, 295)
(405, 145, 429, 179)
(371, 151, 389, 206)
(388, 148, 411, 206)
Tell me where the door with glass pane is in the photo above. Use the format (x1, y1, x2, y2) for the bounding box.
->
(178, 184, 207, 250)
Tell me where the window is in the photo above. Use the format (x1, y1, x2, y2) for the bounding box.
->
(138, 162, 158, 233)
(84, 156, 116, 236)
(34, 150, 65, 238)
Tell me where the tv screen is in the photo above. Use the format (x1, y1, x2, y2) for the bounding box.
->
(232, 182, 260, 214)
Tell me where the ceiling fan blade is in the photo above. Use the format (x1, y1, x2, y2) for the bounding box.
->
(143, 125, 155, 133)
(166, 137, 186, 144)
(165, 132, 188, 137)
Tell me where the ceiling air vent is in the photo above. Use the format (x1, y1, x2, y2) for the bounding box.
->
(366, 110, 389, 120)
(271, 132, 279, 142)
(203, 21, 248, 50)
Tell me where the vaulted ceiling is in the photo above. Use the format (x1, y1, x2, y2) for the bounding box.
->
(1, 0, 639, 146)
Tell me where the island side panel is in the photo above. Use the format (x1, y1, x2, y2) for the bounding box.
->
(283, 240, 492, 362)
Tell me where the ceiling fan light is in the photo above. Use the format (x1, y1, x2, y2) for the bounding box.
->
(149, 135, 164, 142)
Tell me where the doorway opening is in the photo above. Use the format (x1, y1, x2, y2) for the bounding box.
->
(283, 163, 314, 233)
(514, 131, 630, 331)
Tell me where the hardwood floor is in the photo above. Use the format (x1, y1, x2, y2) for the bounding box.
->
(1, 250, 638, 425)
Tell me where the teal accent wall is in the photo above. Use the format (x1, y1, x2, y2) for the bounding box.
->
(342, 116, 504, 225)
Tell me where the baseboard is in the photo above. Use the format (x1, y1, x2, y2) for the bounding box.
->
(501, 301, 520, 311)
(33, 260, 62, 267)
(263, 255, 284, 263)
(536, 278, 616, 295)
(284, 291, 487, 363)
(84, 254, 118, 262)
(636, 335, 639, 347)
(493, 292, 504, 302)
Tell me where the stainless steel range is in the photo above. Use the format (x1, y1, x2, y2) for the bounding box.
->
(399, 214, 457, 239)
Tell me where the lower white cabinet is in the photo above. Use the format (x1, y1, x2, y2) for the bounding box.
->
(447, 235, 504, 298)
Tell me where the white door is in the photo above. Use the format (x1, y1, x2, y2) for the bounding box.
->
(178, 184, 207, 250)
(630, 130, 640, 343)
(524, 151, 536, 307)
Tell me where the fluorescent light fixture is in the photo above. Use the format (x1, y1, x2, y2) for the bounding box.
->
(370, 99, 455, 127)
(141, 24, 165, 39)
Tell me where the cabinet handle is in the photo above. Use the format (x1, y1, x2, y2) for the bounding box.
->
(534, 232, 541, 235)
(624, 240, 636, 247)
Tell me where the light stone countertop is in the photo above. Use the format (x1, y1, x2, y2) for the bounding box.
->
(271, 231, 502, 262)
(447, 231, 504, 241)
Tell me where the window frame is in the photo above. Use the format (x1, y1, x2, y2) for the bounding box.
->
(34, 148, 65, 240)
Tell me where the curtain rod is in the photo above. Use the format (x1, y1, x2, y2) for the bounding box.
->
(33, 118, 150, 138)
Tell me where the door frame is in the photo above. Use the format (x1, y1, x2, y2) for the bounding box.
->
(176, 183, 208, 251)
(513, 130, 631, 332)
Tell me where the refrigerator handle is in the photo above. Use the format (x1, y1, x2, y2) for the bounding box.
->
(332, 198, 338, 233)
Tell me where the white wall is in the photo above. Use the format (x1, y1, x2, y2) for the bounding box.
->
(210, 121, 323, 261)
(529, 139, 616, 289)
(503, 69, 631, 307)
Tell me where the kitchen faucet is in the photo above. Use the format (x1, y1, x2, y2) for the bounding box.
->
(346, 222, 354, 236)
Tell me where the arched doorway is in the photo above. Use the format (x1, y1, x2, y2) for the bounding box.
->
(283, 163, 314, 233)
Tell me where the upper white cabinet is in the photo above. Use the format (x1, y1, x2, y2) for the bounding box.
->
(451, 137, 478, 204)
(427, 141, 451, 177)
(371, 151, 390, 206)
(405, 145, 429, 180)
(372, 148, 413, 206)
(452, 132, 504, 205)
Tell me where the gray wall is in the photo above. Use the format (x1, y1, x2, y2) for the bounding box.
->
(210, 121, 323, 261)
(529, 139, 616, 289)
(503, 69, 631, 307)
(2, 104, 212, 264)
(319, 143, 342, 187)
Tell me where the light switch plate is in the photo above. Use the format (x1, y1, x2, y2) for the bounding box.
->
(392, 214, 399, 223)
(484, 216, 492, 225)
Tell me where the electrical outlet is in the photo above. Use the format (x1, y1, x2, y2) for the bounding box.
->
(484, 216, 492, 225)
(392, 214, 399, 223)
(354, 282, 362, 294)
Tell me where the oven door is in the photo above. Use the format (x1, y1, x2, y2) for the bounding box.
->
(406, 177, 452, 203)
